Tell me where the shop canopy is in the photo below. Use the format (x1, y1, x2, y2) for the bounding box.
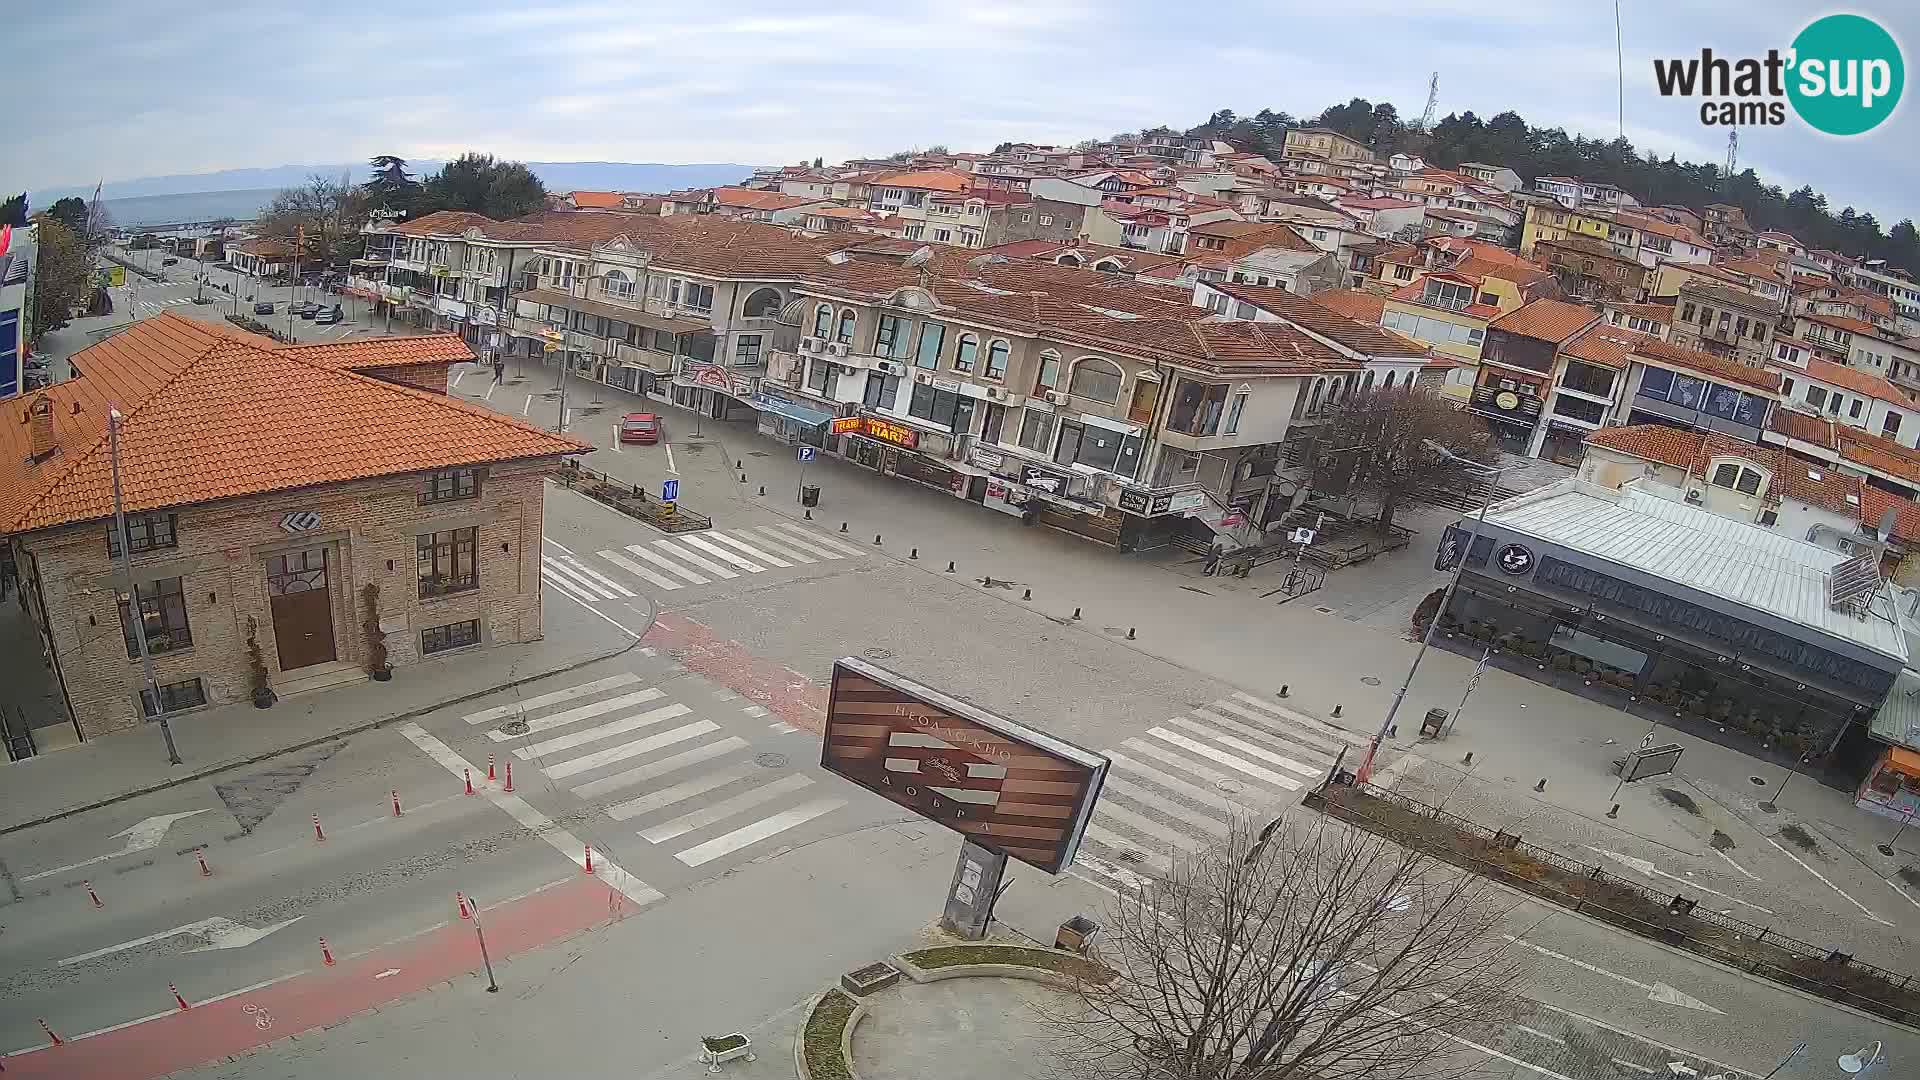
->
(755, 397, 834, 427)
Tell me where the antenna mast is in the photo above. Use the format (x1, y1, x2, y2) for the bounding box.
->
(1417, 72, 1440, 131)
(1724, 130, 1738, 192)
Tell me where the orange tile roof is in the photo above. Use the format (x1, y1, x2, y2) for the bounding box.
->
(1309, 288, 1387, 324)
(711, 187, 816, 211)
(568, 190, 626, 209)
(1803, 356, 1912, 403)
(1836, 432, 1920, 487)
(1609, 301, 1674, 323)
(387, 210, 497, 237)
(1585, 424, 1868, 516)
(1561, 324, 1648, 369)
(280, 335, 474, 370)
(1209, 282, 1425, 356)
(0, 313, 586, 536)
(1858, 486, 1920, 543)
(1488, 298, 1599, 343)
(1805, 312, 1884, 337)
(870, 169, 973, 193)
(1630, 337, 1783, 392)
(228, 237, 294, 258)
(1768, 407, 1836, 447)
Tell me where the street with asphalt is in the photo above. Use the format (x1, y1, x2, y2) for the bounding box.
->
(3, 268, 1915, 1078)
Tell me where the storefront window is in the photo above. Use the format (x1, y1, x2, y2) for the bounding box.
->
(915, 321, 946, 369)
(1018, 409, 1055, 454)
(863, 372, 900, 410)
(908, 382, 962, 427)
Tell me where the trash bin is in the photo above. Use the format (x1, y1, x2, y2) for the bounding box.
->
(800, 485, 820, 507)
(1055, 915, 1099, 954)
(1420, 708, 1448, 739)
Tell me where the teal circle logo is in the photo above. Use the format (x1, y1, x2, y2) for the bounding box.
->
(1788, 14, 1904, 136)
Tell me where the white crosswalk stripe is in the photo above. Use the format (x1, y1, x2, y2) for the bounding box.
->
(510, 703, 691, 759)
(554, 555, 635, 597)
(640, 773, 815, 843)
(561, 524, 875, 601)
(622, 544, 711, 585)
(541, 555, 623, 600)
(487, 688, 665, 740)
(650, 539, 740, 579)
(716, 529, 815, 564)
(575, 738, 749, 800)
(701, 531, 792, 568)
(1073, 693, 1383, 886)
(543, 720, 719, 780)
(541, 569, 601, 604)
(752, 526, 844, 560)
(770, 522, 868, 557)
(464, 674, 641, 724)
(674, 797, 845, 866)
(604, 761, 760, 821)
(676, 534, 765, 572)
(598, 549, 684, 591)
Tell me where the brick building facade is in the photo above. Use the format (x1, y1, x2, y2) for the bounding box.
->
(3, 314, 583, 744)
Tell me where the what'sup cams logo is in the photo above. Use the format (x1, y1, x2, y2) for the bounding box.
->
(1654, 13, 1903, 136)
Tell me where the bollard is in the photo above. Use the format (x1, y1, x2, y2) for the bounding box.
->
(874, 534, 882, 545)
(1332, 704, 1343, 717)
(946, 561, 955, 572)
(504, 760, 514, 792)
(1022, 588, 1032, 600)
(1533, 778, 1547, 792)
(1462, 752, 1474, 766)
(171, 982, 191, 1010)
(465, 768, 475, 796)
(313, 814, 326, 842)
(909, 548, 918, 560)
(758, 485, 766, 496)
(983, 575, 993, 587)
(1072, 607, 1082, 620)
(457, 891, 472, 921)
(1127, 627, 1136, 640)
(487, 754, 496, 783)
(36, 1019, 60, 1046)
(584, 844, 596, 875)
(840, 522, 849, 533)
(805, 509, 812, 520)
(1387, 725, 1398, 739)
(84, 880, 103, 908)
(196, 850, 213, 877)
(1607, 803, 1620, 819)
(319, 937, 336, 967)
(1278, 685, 1289, 698)
(392, 789, 403, 817)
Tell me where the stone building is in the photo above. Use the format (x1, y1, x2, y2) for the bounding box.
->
(2, 313, 583, 744)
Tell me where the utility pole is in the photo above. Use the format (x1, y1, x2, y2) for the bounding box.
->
(109, 410, 183, 767)
(287, 227, 301, 342)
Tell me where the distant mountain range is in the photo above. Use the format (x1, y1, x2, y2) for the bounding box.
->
(30, 160, 760, 205)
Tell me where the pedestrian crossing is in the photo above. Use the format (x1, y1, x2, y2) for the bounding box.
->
(540, 522, 868, 603)
(462, 674, 846, 868)
(1074, 691, 1374, 891)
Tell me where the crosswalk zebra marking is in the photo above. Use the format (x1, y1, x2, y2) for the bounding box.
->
(604, 762, 761, 821)
(557, 556, 636, 597)
(754, 526, 845, 560)
(704, 531, 796, 567)
(769, 722, 797, 734)
(572, 737, 749, 799)
(1100, 776, 1230, 838)
(1170, 714, 1328, 778)
(542, 720, 721, 780)
(1106, 751, 1241, 812)
(598, 549, 685, 592)
(1077, 852, 1157, 892)
(674, 797, 845, 866)
(485, 688, 665, 740)
(676, 534, 765, 573)
(464, 673, 641, 724)
(734, 528, 822, 564)
(1095, 800, 1208, 852)
(1194, 706, 1344, 761)
(541, 570, 601, 604)
(640, 773, 816, 843)
(1146, 728, 1302, 791)
(542, 556, 625, 599)
(1082, 824, 1172, 874)
(511, 703, 692, 760)
(1120, 738, 1280, 798)
(1228, 693, 1370, 746)
(771, 522, 867, 557)
(651, 539, 741, 579)
(621, 544, 711, 585)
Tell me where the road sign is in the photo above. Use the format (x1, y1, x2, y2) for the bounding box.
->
(821, 657, 1109, 875)
(661, 478, 679, 503)
(1289, 527, 1316, 545)
(798, 446, 817, 463)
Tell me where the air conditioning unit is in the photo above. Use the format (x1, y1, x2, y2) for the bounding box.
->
(984, 386, 1005, 400)
(830, 342, 850, 357)
(875, 359, 906, 377)
(1045, 390, 1069, 405)
(1684, 487, 1704, 504)
(914, 371, 935, 385)
(799, 336, 820, 352)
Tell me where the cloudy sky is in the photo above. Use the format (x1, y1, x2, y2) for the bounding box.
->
(7, 2, 1916, 221)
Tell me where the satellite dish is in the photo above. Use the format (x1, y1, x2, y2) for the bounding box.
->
(903, 245, 934, 268)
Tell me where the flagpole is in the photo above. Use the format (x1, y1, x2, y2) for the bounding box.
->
(1440, 644, 1491, 738)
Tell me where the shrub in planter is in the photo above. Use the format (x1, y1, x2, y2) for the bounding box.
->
(362, 582, 391, 680)
(1551, 653, 1573, 672)
(1411, 587, 1447, 635)
(245, 616, 275, 708)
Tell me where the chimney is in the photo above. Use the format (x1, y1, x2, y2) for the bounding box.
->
(26, 395, 55, 460)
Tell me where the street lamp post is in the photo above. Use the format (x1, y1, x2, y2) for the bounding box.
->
(109, 409, 183, 767)
(1357, 443, 1503, 785)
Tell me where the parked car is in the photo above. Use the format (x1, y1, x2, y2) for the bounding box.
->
(619, 412, 661, 444)
(161, 257, 179, 266)
(315, 305, 342, 324)
(253, 301, 275, 315)
(298, 303, 319, 319)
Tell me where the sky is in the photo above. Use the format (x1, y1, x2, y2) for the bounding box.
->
(6, 1, 1918, 223)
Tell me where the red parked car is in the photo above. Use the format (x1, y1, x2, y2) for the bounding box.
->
(619, 412, 661, 444)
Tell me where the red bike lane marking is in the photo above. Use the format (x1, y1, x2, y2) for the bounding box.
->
(646, 613, 827, 733)
(4, 876, 627, 1080)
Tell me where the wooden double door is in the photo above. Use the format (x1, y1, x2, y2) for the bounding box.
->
(268, 547, 337, 671)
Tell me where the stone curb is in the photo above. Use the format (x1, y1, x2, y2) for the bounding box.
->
(793, 988, 867, 1080)
(891, 949, 1086, 991)
(0, 634, 649, 838)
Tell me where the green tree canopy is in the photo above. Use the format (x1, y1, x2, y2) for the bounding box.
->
(30, 213, 89, 339)
(0, 194, 26, 227)
(47, 196, 89, 233)
(418, 153, 548, 219)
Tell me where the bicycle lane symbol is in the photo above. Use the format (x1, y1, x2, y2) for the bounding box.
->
(241, 1002, 274, 1030)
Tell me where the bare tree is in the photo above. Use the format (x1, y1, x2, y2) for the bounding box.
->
(257, 172, 367, 269)
(1313, 387, 1498, 532)
(1040, 817, 1521, 1080)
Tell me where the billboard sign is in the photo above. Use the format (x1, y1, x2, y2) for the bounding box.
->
(821, 658, 1108, 874)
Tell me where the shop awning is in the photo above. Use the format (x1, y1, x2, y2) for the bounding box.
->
(755, 397, 834, 427)
(1870, 667, 1920, 749)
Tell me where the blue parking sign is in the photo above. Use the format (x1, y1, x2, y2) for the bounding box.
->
(798, 446, 816, 462)
(661, 478, 679, 502)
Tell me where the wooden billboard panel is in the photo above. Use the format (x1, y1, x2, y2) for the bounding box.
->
(821, 658, 1108, 874)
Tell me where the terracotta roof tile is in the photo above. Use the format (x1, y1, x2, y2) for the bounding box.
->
(1308, 288, 1387, 324)
(1585, 424, 1866, 516)
(0, 313, 585, 535)
(1561, 324, 1647, 369)
(1209, 282, 1425, 356)
(1803, 357, 1913, 403)
(1488, 298, 1599, 343)
(1805, 312, 1885, 337)
(279, 334, 473, 370)
(1767, 407, 1836, 448)
(568, 191, 626, 209)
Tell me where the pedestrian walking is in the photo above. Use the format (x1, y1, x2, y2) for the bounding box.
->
(1202, 543, 1222, 576)
(492, 358, 505, 384)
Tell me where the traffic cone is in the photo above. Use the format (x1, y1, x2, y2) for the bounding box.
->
(319, 937, 335, 966)
(195, 850, 212, 877)
(171, 982, 191, 1010)
(84, 880, 103, 908)
(313, 814, 326, 842)
(457, 891, 472, 920)
(487, 754, 496, 783)
(392, 789, 403, 816)
(464, 768, 474, 796)
(504, 760, 514, 792)
(584, 843, 595, 874)
(36, 1019, 60, 1046)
